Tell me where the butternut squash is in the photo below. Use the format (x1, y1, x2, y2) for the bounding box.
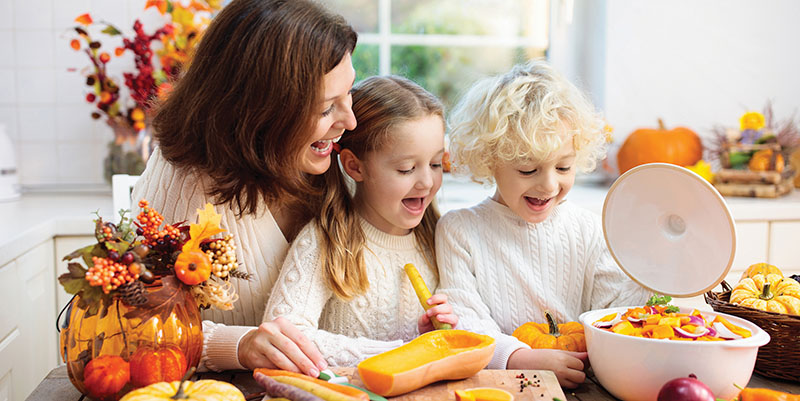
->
(357, 330, 495, 397)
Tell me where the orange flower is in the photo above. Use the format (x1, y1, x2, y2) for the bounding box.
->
(114, 47, 125, 57)
(131, 108, 145, 122)
(70, 39, 81, 50)
(75, 13, 93, 26)
(100, 91, 112, 103)
(145, 0, 168, 15)
(99, 52, 111, 63)
(133, 121, 146, 131)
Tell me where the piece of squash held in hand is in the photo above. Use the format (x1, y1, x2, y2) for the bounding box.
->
(357, 330, 495, 397)
(254, 369, 368, 401)
(403, 263, 451, 330)
(253, 373, 324, 401)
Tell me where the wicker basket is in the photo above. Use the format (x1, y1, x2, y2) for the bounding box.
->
(705, 280, 800, 382)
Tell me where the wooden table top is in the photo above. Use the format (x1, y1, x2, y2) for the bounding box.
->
(28, 365, 800, 401)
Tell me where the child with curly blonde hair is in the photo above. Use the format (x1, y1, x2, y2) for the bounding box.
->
(437, 60, 649, 388)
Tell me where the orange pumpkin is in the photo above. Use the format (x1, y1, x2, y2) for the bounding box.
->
(83, 355, 130, 400)
(616, 119, 703, 175)
(130, 345, 188, 388)
(174, 250, 211, 285)
(512, 311, 586, 352)
(748, 149, 784, 172)
(740, 262, 783, 281)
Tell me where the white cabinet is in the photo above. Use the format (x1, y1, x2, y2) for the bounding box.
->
(0, 239, 55, 401)
(768, 221, 800, 272)
(54, 236, 95, 319)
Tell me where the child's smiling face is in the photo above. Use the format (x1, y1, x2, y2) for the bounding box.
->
(491, 132, 577, 224)
(354, 114, 445, 235)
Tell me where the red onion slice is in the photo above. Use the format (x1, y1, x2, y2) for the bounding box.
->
(673, 326, 709, 339)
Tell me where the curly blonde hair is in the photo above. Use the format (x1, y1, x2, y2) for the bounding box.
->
(448, 60, 606, 184)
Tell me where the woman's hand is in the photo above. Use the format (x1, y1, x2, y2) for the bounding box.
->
(417, 293, 459, 333)
(238, 317, 328, 376)
(507, 348, 588, 388)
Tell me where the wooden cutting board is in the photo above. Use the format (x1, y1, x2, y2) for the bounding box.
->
(331, 368, 566, 401)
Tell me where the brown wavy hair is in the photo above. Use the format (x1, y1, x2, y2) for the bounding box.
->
(152, 0, 357, 218)
(317, 76, 444, 299)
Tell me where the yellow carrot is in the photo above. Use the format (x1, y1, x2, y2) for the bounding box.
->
(270, 376, 363, 401)
(404, 263, 451, 330)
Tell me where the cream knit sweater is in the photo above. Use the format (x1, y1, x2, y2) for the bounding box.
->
(264, 217, 438, 367)
(132, 148, 290, 371)
(436, 197, 650, 369)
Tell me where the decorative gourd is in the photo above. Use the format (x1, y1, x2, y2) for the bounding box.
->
(455, 387, 514, 401)
(83, 355, 131, 400)
(748, 149, 784, 172)
(174, 250, 212, 285)
(616, 119, 703, 175)
(512, 311, 586, 352)
(357, 330, 495, 397)
(730, 273, 800, 315)
(119, 379, 245, 401)
(739, 262, 783, 281)
(129, 345, 188, 388)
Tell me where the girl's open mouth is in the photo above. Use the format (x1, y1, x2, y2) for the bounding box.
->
(402, 197, 425, 214)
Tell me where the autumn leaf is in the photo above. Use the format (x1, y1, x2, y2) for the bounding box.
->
(101, 24, 122, 36)
(123, 275, 187, 323)
(182, 203, 224, 252)
(145, 0, 169, 15)
(75, 13, 93, 26)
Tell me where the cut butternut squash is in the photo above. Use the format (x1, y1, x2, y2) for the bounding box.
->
(455, 387, 514, 401)
(356, 330, 495, 397)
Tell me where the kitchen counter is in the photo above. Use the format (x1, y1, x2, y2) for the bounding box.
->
(0, 193, 113, 267)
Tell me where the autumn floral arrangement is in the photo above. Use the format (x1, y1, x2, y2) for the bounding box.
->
(708, 103, 800, 197)
(66, 0, 221, 181)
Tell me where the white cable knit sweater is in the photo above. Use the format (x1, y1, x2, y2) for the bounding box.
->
(264, 217, 438, 367)
(435, 197, 650, 369)
(132, 148, 289, 371)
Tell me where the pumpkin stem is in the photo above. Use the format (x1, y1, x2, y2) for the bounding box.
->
(657, 118, 666, 131)
(758, 282, 774, 301)
(544, 311, 561, 337)
(170, 366, 197, 399)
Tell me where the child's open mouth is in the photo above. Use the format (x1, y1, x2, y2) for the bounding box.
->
(310, 135, 342, 155)
(525, 196, 552, 211)
(402, 197, 425, 214)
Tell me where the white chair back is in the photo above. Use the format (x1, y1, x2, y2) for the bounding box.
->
(111, 174, 141, 213)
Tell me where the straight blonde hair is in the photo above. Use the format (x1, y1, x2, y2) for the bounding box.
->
(317, 75, 444, 299)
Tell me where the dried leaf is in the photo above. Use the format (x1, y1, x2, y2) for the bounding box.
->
(123, 275, 187, 323)
(75, 13, 93, 26)
(105, 240, 131, 255)
(101, 25, 121, 36)
(182, 203, 224, 252)
(62, 245, 95, 262)
(59, 263, 89, 294)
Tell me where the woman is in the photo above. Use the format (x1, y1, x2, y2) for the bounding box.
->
(132, 0, 357, 376)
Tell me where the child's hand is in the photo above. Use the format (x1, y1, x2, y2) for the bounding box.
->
(507, 348, 588, 389)
(417, 293, 459, 333)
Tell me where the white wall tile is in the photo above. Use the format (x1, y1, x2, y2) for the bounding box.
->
(16, 68, 55, 104)
(54, 34, 90, 69)
(13, 0, 53, 30)
(18, 106, 56, 140)
(18, 141, 58, 185)
(57, 141, 105, 184)
(53, 0, 92, 31)
(0, 106, 19, 141)
(15, 29, 55, 67)
(0, 69, 16, 104)
(0, 31, 13, 68)
(0, 0, 13, 29)
(55, 67, 88, 104)
(88, 0, 128, 30)
(55, 104, 94, 141)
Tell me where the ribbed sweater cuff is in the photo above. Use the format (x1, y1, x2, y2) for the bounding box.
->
(488, 334, 530, 369)
(204, 324, 255, 372)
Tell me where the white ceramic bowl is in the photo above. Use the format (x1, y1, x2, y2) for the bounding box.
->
(579, 306, 770, 401)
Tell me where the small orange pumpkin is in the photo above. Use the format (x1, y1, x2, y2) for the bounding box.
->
(740, 262, 783, 281)
(512, 311, 586, 352)
(748, 149, 784, 172)
(174, 250, 211, 285)
(130, 345, 188, 388)
(616, 119, 703, 175)
(83, 355, 130, 400)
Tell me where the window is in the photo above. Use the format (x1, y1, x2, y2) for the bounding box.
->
(321, 0, 550, 108)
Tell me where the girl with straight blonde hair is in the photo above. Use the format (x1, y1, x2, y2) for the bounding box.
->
(264, 75, 458, 366)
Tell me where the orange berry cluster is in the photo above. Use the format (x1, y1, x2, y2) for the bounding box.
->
(99, 224, 113, 241)
(136, 200, 179, 247)
(86, 256, 140, 294)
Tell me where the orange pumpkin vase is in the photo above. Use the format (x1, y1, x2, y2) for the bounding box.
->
(129, 345, 188, 388)
(616, 119, 703, 175)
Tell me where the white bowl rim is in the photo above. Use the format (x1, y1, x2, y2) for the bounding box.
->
(579, 306, 770, 349)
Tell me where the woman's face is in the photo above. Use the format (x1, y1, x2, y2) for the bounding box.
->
(300, 52, 357, 175)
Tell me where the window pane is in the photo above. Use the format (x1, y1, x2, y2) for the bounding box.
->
(319, 0, 378, 33)
(391, 46, 545, 109)
(352, 44, 379, 80)
(391, 0, 548, 39)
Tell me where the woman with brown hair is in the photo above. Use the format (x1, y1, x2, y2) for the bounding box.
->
(132, 0, 357, 375)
